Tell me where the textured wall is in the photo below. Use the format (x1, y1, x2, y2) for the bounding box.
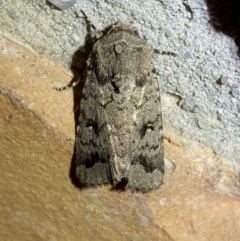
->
(1, 0, 240, 240)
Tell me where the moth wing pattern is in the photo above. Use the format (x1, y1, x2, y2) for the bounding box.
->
(75, 72, 112, 186)
(75, 21, 164, 192)
(126, 73, 164, 192)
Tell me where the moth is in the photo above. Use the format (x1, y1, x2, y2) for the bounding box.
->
(58, 20, 164, 192)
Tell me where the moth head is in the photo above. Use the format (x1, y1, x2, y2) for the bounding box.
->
(94, 21, 154, 85)
(109, 20, 138, 35)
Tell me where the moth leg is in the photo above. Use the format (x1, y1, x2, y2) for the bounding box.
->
(80, 10, 104, 40)
(53, 77, 81, 91)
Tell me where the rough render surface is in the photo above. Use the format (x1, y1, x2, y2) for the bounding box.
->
(1, 0, 240, 240)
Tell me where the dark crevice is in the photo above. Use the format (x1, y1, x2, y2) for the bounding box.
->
(182, 0, 193, 20)
(205, 0, 240, 55)
(111, 81, 120, 94)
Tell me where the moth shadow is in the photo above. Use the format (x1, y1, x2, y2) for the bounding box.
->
(69, 151, 85, 189)
(68, 73, 86, 190)
(67, 20, 94, 190)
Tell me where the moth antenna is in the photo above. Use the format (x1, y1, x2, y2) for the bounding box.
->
(80, 10, 104, 40)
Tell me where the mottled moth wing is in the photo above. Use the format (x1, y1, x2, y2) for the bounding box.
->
(75, 21, 164, 192)
(126, 73, 164, 192)
(75, 73, 112, 186)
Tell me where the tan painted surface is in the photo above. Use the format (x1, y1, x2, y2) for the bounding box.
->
(1, 36, 240, 241)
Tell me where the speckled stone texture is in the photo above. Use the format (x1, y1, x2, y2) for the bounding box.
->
(1, 0, 240, 240)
